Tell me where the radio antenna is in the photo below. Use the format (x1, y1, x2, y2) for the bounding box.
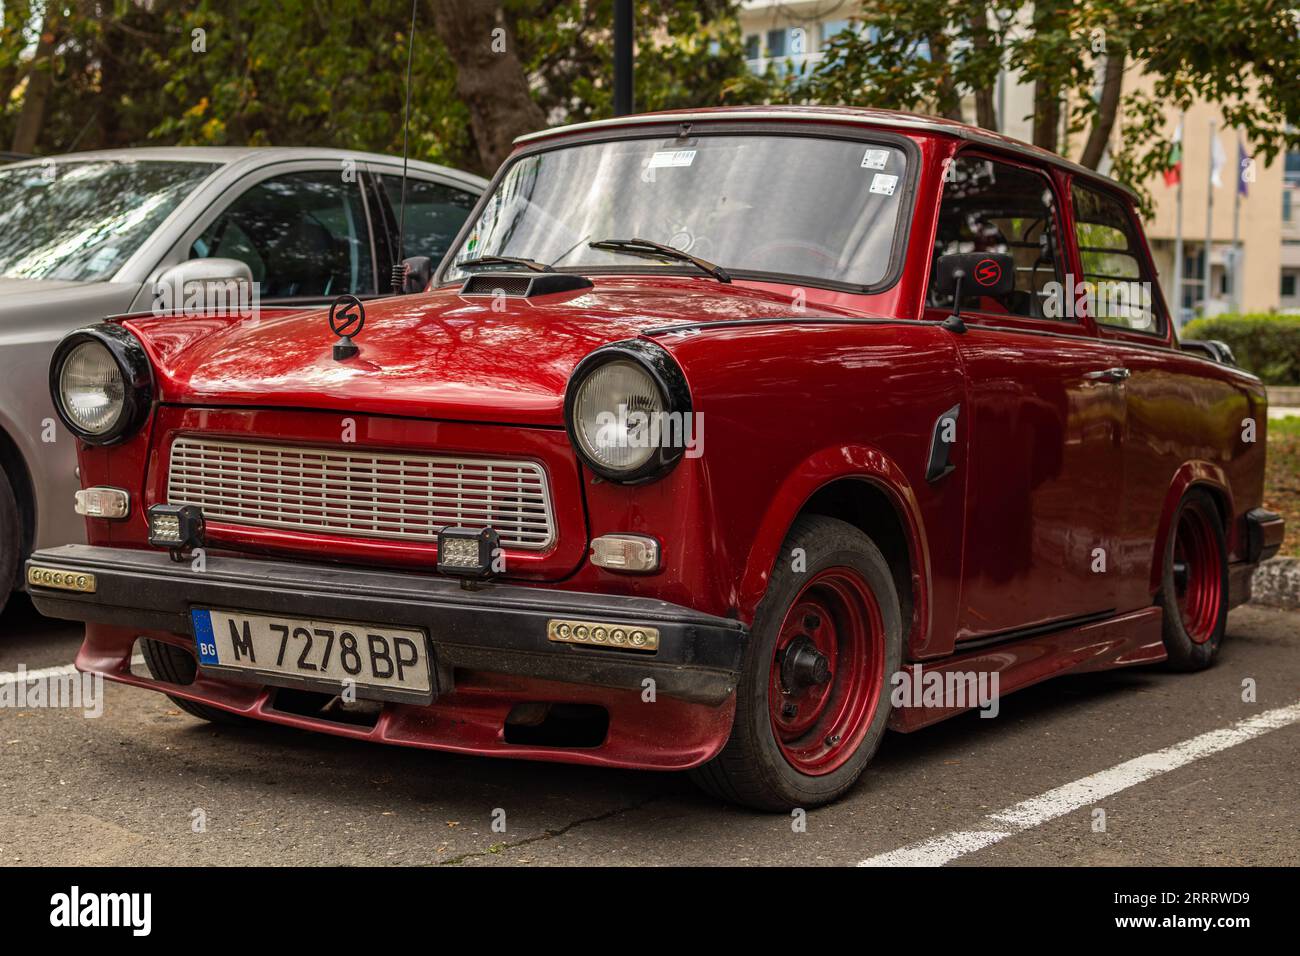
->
(392, 0, 417, 295)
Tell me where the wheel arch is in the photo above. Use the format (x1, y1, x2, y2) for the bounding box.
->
(1149, 461, 1236, 594)
(0, 422, 36, 564)
(738, 444, 930, 652)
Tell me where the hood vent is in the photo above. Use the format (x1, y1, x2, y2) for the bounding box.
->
(460, 272, 593, 298)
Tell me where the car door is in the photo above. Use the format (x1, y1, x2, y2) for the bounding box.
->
(365, 168, 480, 291)
(1072, 179, 1249, 612)
(925, 153, 1127, 641)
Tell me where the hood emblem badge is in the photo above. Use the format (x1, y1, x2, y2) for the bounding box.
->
(329, 295, 366, 361)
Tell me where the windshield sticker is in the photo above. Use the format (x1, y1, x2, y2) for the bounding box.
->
(861, 149, 890, 170)
(648, 149, 697, 169)
(869, 173, 898, 196)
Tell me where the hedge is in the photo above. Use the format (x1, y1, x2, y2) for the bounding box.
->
(1182, 313, 1300, 385)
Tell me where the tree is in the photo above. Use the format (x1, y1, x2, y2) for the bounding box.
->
(733, 0, 1300, 207)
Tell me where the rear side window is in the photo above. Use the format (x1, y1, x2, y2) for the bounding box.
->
(377, 175, 478, 267)
(1072, 184, 1164, 334)
(928, 156, 1064, 319)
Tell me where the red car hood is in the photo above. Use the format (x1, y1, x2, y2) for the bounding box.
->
(125, 276, 854, 426)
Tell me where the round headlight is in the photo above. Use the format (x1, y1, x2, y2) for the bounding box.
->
(565, 342, 693, 484)
(573, 359, 663, 473)
(58, 341, 126, 436)
(50, 324, 154, 445)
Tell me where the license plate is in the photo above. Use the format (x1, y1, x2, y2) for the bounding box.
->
(190, 608, 433, 703)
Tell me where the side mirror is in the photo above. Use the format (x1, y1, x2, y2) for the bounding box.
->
(152, 258, 256, 316)
(932, 252, 1015, 331)
(399, 256, 433, 294)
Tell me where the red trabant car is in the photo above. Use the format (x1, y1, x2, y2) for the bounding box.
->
(28, 107, 1284, 810)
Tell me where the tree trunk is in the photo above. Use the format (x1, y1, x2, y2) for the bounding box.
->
(1078, 49, 1125, 169)
(969, 10, 997, 131)
(927, 32, 963, 121)
(11, 14, 58, 155)
(430, 0, 547, 174)
(1030, 0, 1064, 151)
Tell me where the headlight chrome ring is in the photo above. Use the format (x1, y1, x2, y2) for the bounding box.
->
(564, 339, 693, 484)
(49, 324, 154, 446)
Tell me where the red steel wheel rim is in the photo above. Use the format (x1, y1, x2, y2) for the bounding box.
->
(1173, 501, 1223, 645)
(768, 567, 886, 776)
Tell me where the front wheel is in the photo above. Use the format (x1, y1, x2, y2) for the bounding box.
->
(140, 638, 249, 725)
(691, 515, 902, 811)
(1158, 488, 1228, 671)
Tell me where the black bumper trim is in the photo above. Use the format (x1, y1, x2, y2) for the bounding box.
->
(1245, 507, 1285, 564)
(26, 545, 745, 706)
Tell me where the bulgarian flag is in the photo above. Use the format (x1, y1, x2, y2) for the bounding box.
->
(1163, 120, 1184, 187)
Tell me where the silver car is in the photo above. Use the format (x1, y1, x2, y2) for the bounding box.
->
(0, 147, 487, 615)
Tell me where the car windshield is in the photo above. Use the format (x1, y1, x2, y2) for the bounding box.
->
(445, 134, 910, 288)
(0, 160, 218, 282)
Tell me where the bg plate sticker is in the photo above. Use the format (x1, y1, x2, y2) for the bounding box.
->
(191, 608, 220, 665)
(861, 148, 889, 170)
(869, 173, 898, 196)
(648, 149, 697, 168)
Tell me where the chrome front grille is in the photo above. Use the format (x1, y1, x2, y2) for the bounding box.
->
(166, 436, 556, 550)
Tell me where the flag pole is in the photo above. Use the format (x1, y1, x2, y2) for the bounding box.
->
(1230, 134, 1243, 314)
(1204, 118, 1216, 316)
(1172, 113, 1184, 326)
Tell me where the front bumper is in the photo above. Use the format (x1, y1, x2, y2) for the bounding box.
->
(26, 545, 747, 770)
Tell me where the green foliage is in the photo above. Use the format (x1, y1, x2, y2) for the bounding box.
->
(734, 0, 1300, 210)
(1182, 313, 1300, 385)
(0, 0, 749, 173)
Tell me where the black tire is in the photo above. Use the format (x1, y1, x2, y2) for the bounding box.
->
(1157, 488, 1228, 671)
(140, 638, 249, 725)
(0, 467, 20, 619)
(690, 515, 903, 811)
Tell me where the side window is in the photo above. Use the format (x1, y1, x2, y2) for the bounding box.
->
(1072, 184, 1163, 334)
(377, 175, 478, 267)
(929, 156, 1063, 319)
(190, 171, 374, 299)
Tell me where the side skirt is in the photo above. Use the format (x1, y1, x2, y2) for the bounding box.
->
(887, 606, 1166, 733)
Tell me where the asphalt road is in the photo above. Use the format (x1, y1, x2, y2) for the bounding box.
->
(1, 593, 1296, 867)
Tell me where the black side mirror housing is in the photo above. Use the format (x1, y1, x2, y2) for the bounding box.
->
(400, 256, 433, 294)
(933, 252, 1016, 300)
(932, 252, 1015, 333)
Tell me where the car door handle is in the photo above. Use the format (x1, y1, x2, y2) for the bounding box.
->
(1084, 367, 1131, 382)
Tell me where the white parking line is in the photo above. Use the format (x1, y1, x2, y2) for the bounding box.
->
(859, 700, 1300, 867)
(0, 656, 144, 686)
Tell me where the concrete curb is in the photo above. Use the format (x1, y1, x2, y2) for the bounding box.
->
(1251, 557, 1300, 610)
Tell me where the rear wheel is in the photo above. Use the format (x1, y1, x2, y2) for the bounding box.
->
(140, 638, 249, 725)
(691, 515, 902, 811)
(1158, 488, 1228, 671)
(0, 467, 20, 619)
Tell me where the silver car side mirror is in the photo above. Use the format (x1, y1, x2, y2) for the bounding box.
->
(150, 258, 256, 316)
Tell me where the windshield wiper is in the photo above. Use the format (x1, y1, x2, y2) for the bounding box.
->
(589, 237, 731, 283)
(457, 254, 554, 273)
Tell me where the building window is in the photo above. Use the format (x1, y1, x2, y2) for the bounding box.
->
(1284, 189, 1293, 223)
(766, 28, 786, 58)
(1283, 273, 1297, 298)
(744, 34, 760, 61)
